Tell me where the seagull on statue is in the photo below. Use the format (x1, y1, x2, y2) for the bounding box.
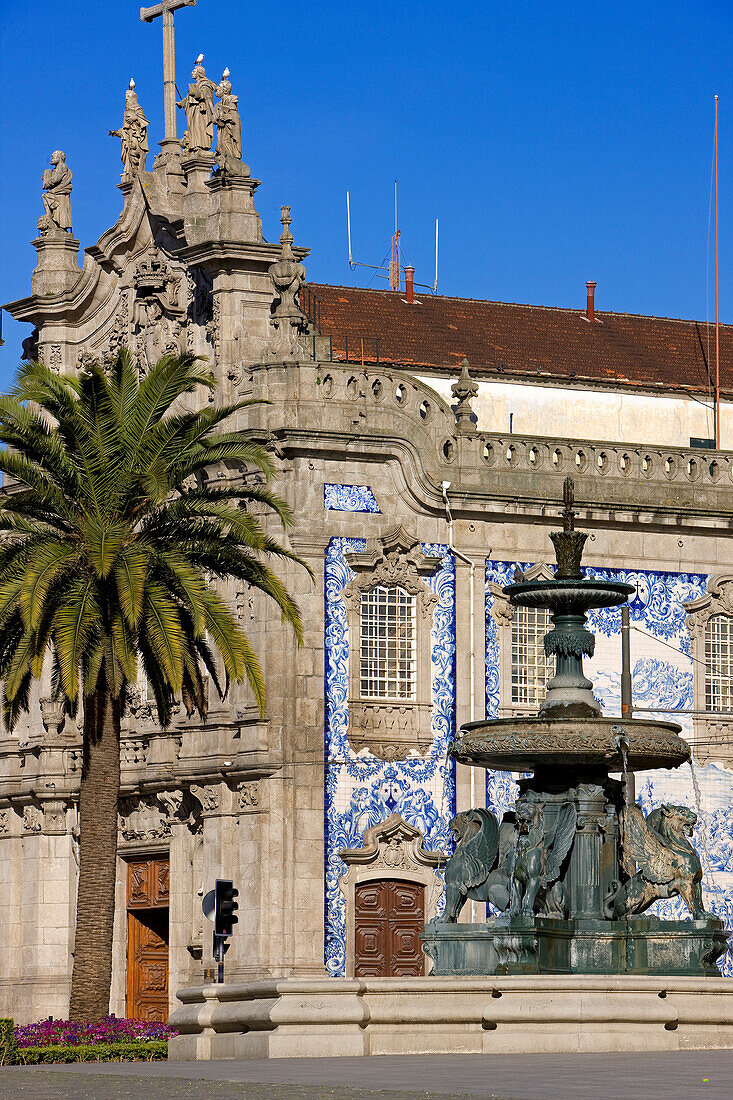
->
(195, 53, 204, 64)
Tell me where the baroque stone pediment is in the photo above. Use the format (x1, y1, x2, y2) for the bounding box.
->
(684, 574, 733, 639)
(339, 812, 445, 870)
(342, 524, 441, 613)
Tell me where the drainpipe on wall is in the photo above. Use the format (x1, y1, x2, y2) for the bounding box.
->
(441, 481, 478, 803)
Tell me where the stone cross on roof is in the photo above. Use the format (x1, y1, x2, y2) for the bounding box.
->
(140, 0, 197, 151)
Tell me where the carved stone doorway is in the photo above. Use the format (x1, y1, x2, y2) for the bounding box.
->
(354, 879, 425, 977)
(125, 856, 170, 1021)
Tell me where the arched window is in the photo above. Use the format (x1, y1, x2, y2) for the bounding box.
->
(359, 585, 416, 700)
(511, 606, 554, 708)
(705, 615, 733, 711)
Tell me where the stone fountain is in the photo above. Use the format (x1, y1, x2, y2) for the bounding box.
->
(423, 478, 728, 977)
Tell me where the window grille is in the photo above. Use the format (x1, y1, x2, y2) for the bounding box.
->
(359, 585, 417, 700)
(511, 606, 554, 707)
(705, 615, 733, 711)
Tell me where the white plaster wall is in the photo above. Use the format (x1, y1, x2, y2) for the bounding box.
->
(420, 376, 733, 449)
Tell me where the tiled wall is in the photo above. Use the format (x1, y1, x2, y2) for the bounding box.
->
(323, 538, 456, 977)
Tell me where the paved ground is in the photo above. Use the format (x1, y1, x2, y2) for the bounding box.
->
(0, 1049, 731, 1100)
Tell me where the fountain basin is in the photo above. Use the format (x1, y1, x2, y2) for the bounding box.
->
(452, 715, 689, 773)
(504, 577, 634, 613)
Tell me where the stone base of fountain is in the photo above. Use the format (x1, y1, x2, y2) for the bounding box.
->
(169, 974, 733, 1058)
(422, 916, 728, 977)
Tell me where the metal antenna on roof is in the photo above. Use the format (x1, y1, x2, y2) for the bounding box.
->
(346, 191, 353, 267)
(345, 183, 439, 295)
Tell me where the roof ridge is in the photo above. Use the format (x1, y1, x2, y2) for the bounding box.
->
(306, 282, 732, 329)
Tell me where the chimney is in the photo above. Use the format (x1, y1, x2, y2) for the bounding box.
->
(405, 265, 415, 304)
(586, 280, 597, 322)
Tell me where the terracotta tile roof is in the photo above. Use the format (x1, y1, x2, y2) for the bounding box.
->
(306, 283, 732, 396)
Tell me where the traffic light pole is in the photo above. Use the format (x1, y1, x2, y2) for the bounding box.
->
(212, 931, 228, 983)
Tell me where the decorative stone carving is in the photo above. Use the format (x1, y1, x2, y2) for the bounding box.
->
(109, 79, 149, 181)
(103, 290, 130, 364)
(40, 696, 66, 737)
(48, 345, 62, 373)
(685, 574, 733, 640)
(605, 803, 712, 920)
(39, 151, 73, 235)
(0, 810, 9, 835)
(42, 800, 68, 836)
(22, 804, 43, 833)
(119, 796, 172, 842)
(338, 813, 446, 975)
(451, 358, 478, 433)
(261, 207, 309, 362)
(131, 250, 185, 373)
(214, 68, 248, 176)
(190, 783, 220, 815)
(238, 781, 260, 811)
(177, 62, 216, 153)
(341, 527, 442, 760)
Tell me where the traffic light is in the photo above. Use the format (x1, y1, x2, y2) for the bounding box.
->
(214, 878, 239, 937)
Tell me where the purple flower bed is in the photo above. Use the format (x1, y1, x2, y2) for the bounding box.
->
(13, 1016, 177, 1048)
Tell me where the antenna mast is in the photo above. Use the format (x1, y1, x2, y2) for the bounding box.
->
(434, 218, 439, 293)
(346, 190, 353, 267)
(715, 94, 720, 449)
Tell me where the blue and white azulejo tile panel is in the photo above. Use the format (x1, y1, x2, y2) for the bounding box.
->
(484, 560, 733, 974)
(323, 538, 456, 977)
(324, 484, 381, 513)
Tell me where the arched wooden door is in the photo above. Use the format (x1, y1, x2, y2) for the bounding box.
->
(354, 879, 425, 977)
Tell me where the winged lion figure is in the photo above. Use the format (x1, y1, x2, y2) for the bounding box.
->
(604, 803, 714, 920)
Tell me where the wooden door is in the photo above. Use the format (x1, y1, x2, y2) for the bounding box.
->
(126, 856, 169, 1021)
(354, 879, 425, 977)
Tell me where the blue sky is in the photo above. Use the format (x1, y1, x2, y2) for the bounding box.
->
(1, 0, 732, 382)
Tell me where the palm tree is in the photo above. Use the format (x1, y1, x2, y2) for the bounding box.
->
(0, 350, 306, 1021)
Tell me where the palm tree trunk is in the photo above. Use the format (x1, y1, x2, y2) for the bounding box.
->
(69, 690, 121, 1021)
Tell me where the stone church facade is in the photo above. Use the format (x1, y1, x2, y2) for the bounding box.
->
(3, 66, 733, 1024)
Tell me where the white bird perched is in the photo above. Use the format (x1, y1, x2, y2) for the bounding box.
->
(222, 67, 230, 79)
(129, 78, 136, 90)
(195, 52, 204, 64)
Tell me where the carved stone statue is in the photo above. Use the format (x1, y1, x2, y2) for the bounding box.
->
(510, 799, 576, 916)
(177, 62, 216, 153)
(39, 151, 73, 234)
(604, 803, 714, 920)
(215, 68, 245, 171)
(109, 79, 149, 180)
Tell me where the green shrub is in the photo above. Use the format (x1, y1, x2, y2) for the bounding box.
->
(0, 1018, 17, 1066)
(15, 1040, 168, 1065)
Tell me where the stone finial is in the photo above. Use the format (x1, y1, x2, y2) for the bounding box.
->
(38, 150, 73, 235)
(214, 66, 248, 176)
(109, 79, 149, 182)
(261, 206, 309, 362)
(451, 358, 478, 433)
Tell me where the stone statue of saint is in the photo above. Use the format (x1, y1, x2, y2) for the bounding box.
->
(215, 69, 242, 161)
(109, 79, 149, 180)
(177, 63, 216, 153)
(40, 151, 73, 234)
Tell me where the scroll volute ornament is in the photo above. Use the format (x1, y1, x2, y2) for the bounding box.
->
(342, 526, 442, 761)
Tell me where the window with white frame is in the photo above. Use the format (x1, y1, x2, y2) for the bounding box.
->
(511, 606, 554, 708)
(359, 585, 417, 700)
(705, 615, 733, 711)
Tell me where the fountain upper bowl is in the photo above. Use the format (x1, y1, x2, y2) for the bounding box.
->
(452, 715, 689, 773)
(504, 578, 635, 614)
